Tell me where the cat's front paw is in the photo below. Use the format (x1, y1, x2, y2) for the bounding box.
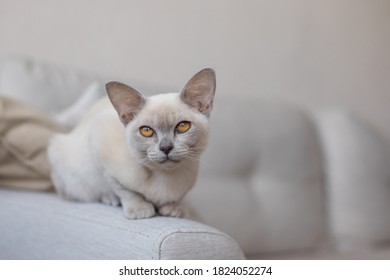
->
(122, 201, 156, 219)
(158, 203, 183, 218)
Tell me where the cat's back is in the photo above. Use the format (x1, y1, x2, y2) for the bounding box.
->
(50, 96, 122, 159)
(48, 96, 126, 191)
(65, 96, 121, 142)
(78, 97, 115, 126)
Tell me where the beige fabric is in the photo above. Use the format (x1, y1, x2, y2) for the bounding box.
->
(0, 96, 67, 191)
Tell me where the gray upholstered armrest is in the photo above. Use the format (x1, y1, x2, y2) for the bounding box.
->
(0, 188, 244, 259)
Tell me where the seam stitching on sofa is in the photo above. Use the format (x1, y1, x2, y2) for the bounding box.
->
(157, 229, 242, 259)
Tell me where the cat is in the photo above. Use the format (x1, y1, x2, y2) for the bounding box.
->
(47, 68, 216, 219)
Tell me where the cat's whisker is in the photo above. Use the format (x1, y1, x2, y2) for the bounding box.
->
(187, 146, 207, 153)
(189, 153, 210, 167)
(182, 154, 209, 168)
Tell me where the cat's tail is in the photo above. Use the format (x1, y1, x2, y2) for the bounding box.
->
(55, 82, 105, 129)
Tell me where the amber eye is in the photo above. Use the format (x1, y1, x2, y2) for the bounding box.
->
(176, 121, 191, 134)
(139, 126, 154, 137)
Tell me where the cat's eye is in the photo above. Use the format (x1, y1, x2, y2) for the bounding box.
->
(139, 126, 154, 137)
(176, 121, 191, 134)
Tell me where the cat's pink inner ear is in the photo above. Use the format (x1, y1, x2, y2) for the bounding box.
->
(180, 68, 216, 116)
(106, 81, 145, 125)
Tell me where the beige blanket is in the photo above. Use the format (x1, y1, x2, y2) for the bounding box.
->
(0, 96, 68, 191)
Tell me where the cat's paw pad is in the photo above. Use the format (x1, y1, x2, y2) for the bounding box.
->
(123, 202, 156, 219)
(158, 203, 183, 218)
(101, 193, 120, 206)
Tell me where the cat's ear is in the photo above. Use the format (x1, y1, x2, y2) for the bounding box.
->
(180, 68, 216, 116)
(106, 81, 145, 125)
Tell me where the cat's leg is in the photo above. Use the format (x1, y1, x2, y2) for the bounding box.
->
(121, 192, 156, 219)
(158, 202, 184, 218)
(104, 175, 156, 219)
(112, 186, 155, 219)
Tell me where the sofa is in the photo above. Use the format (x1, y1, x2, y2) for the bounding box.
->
(1, 58, 390, 259)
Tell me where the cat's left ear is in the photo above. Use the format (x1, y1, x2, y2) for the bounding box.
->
(106, 81, 145, 125)
(180, 68, 216, 117)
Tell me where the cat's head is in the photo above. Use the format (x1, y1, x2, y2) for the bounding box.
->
(106, 68, 216, 171)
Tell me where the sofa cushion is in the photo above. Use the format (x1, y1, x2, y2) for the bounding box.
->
(0, 188, 244, 260)
(0, 58, 98, 114)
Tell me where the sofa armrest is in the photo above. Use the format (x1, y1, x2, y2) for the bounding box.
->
(0, 188, 244, 259)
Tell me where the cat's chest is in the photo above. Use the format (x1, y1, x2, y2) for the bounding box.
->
(140, 171, 196, 206)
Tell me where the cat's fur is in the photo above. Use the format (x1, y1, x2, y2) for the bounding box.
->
(47, 69, 216, 219)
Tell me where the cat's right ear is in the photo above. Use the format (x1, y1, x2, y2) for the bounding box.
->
(105, 81, 145, 125)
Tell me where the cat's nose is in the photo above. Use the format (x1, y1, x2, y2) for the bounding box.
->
(159, 140, 174, 155)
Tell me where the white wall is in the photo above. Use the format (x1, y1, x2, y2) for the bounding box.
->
(0, 0, 389, 138)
